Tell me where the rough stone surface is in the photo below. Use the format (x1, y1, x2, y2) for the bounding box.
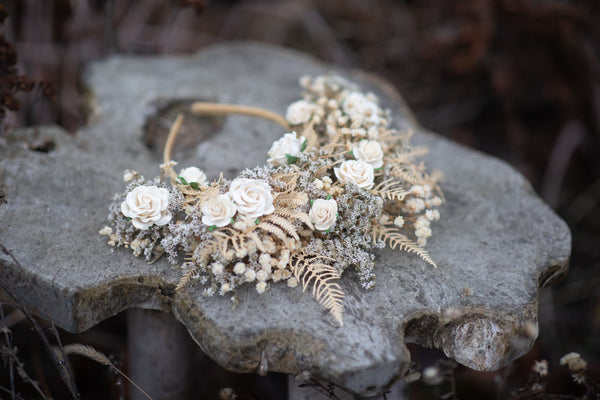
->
(0, 43, 570, 396)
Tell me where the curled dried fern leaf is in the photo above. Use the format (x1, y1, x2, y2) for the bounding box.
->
(371, 178, 411, 201)
(273, 209, 314, 230)
(261, 214, 301, 241)
(390, 146, 429, 163)
(176, 268, 195, 291)
(274, 191, 309, 208)
(258, 221, 291, 242)
(371, 223, 436, 268)
(291, 253, 345, 326)
(388, 162, 429, 186)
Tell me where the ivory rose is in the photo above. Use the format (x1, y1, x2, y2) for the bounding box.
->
(201, 194, 237, 227)
(121, 185, 171, 230)
(309, 199, 338, 231)
(179, 167, 207, 187)
(342, 91, 381, 126)
(285, 100, 315, 125)
(334, 160, 375, 189)
(353, 140, 384, 169)
(267, 132, 305, 166)
(228, 178, 275, 219)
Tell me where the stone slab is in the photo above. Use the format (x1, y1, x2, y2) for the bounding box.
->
(0, 42, 570, 396)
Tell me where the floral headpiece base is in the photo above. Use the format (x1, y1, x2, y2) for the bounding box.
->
(101, 74, 443, 326)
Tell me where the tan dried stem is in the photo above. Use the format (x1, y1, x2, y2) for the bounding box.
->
(162, 103, 290, 179)
(191, 102, 289, 128)
(163, 113, 185, 181)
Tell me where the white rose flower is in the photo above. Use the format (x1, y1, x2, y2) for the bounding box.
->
(334, 160, 375, 189)
(309, 199, 338, 231)
(121, 185, 171, 230)
(201, 194, 237, 227)
(228, 178, 275, 219)
(285, 100, 316, 125)
(267, 132, 306, 166)
(178, 167, 207, 188)
(342, 91, 381, 126)
(353, 140, 384, 169)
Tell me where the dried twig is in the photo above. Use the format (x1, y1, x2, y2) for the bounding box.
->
(0, 242, 79, 399)
(63, 344, 154, 400)
(0, 302, 15, 400)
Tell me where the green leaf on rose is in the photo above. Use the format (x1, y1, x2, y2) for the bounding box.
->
(190, 182, 200, 190)
(285, 154, 298, 164)
(300, 139, 307, 152)
(178, 176, 188, 185)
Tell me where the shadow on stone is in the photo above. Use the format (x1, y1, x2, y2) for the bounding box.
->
(143, 99, 225, 162)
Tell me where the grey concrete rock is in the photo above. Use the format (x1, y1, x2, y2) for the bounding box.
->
(0, 43, 570, 397)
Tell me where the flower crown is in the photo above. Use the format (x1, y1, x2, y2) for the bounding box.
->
(101, 74, 443, 326)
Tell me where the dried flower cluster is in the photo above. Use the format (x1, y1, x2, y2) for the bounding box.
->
(102, 74, 443, 325)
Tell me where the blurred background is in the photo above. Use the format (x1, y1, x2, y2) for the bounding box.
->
(1, 0, 599, 398)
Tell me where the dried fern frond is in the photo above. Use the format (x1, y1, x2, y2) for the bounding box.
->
(371, 178, 411, 201)
(212, 228, 249, 255)
(273, 209, 314, 230)
(290, 253, 345, 326)
(387, 146, 429, 164)
(377, 126, 413, 144)
(196, 238, 221, 265)
(315, 159, 344, 177)
(180, 183, 222, 207)
(371, 224, 436, 268)
(248, 231, 268, 253)
(257, 221, 292, 242)
(271, 170, 301, 189)
(176, 257, 201, 290)
(261, 214, 301, 241)
(388, 162, 429, 186)
(274, 191, 309, 208)
(176, 268, 195, 290)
